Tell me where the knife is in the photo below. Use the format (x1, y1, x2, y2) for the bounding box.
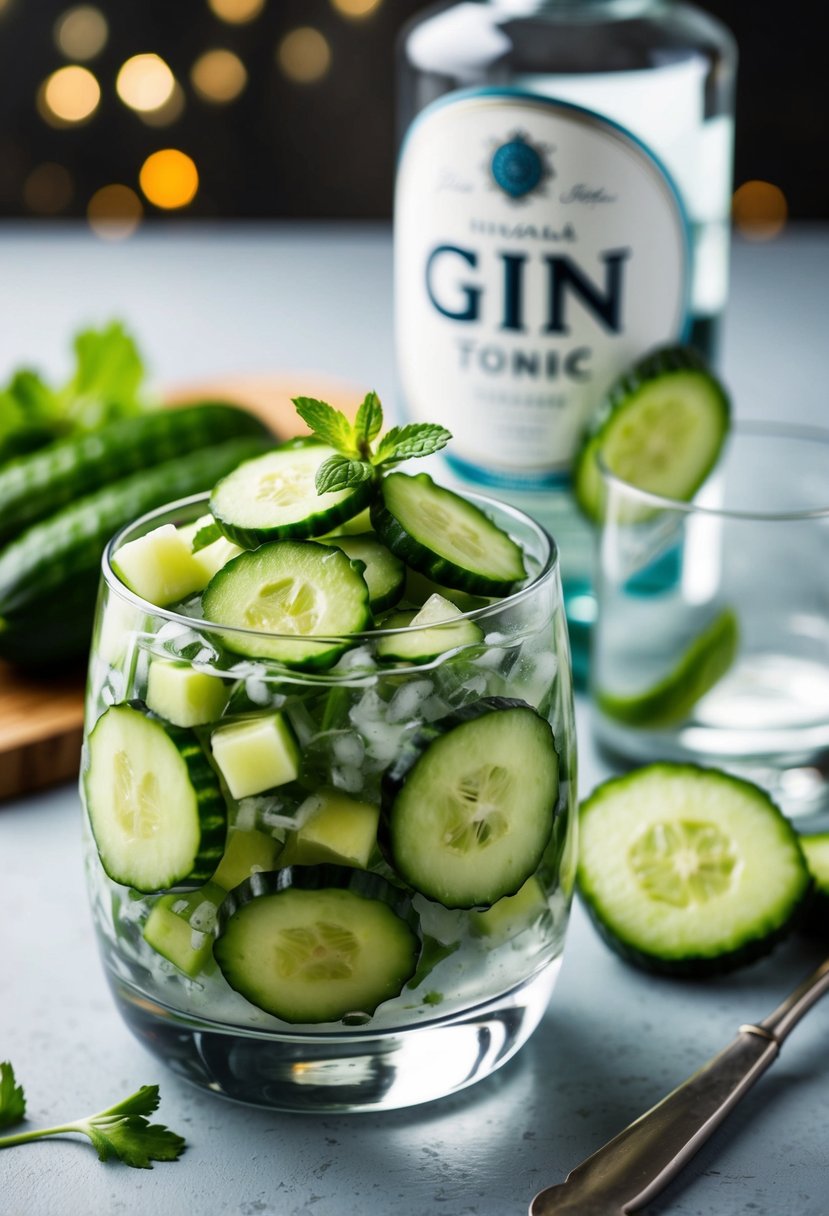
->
(529, 954, 829, 1215)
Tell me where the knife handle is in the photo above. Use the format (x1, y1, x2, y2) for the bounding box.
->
(532, 956, 829, 1216)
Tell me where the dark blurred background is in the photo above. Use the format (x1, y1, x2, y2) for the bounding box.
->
(0, 0, 824, 235)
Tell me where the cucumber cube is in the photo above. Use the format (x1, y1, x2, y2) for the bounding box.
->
(178, 515, 242, 585)
(142, 881, 225, 977)
(212, 828, 281, 890)
(146, 659, 230, 727)
(281, 788, 379, 869)
(211, 712, 300, 799)
(112, 523, 206, 608)
(470, 877, 548, 938)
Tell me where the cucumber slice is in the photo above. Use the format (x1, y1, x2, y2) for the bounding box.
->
(178, 515, 243, 584)
(211, 712, 301, 799)
(111, 523, 206, 608)
(279, 789, 380, 869)
(214, 866, 421, 1024)
(210, 444, 374, 549)
(577, 764, 810, 975)
(371, 472, 526, 596)
(798, 834, 829, 937)
(382, 698, 559, 909)
(321, 533, 405, 613)
(146, 659, 230, 727)
(573, 346, 731, 524)
(85, 704, 226, 892)
(596, 607, 739, 728)
(211, 828, 282, 891)
(143, 881, 225, 977)
(376, 594, 484, 664)
(470, 876, 548, 939)
(202, 540, 372, 668)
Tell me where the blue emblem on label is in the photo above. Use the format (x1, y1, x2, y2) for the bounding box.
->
(491, 134, 547, 199)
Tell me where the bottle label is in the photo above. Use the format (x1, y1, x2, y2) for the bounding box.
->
(395, 89, 690, 487)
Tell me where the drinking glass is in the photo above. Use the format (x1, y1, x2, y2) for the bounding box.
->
(81, 492, 577, 1112)
(591, 422, 829, 821)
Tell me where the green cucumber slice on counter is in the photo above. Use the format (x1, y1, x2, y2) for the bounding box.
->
(85, 703, 226, 892)
(321, 532, 405, 613)
(202, 540, 371, 668)
(596, 607, 739, 728)
(213, 866, 421, 1024)
(381, 698, 558, 909)
(376, 593, 483, 664)
(577, 763, 810, 975)
(573, 346, 731, 524)
(371, 471, 526, 596)
(210, 443, 374, 548)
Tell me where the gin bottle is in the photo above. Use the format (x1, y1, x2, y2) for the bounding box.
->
(394, 0, 737, 671)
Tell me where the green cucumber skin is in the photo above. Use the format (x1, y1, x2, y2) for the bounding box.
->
(379, 697, 556, 908)
(210, 445, 376, 550)
(370, 475, 524, 598)
(0, 436, 267, 664)
(577, 763, 810, 978)
(86, 701, 228, 893)
(796, 834, 829, 938)
(0, 403, 270, 549)
(573, 345, 731, 524)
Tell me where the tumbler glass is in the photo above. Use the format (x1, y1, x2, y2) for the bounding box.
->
(81, 491, 577, 1112)
(592, 422, 829, 821)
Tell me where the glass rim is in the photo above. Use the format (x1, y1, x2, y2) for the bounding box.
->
(596, 419, 829, 522)
(101, 489, 560, 644)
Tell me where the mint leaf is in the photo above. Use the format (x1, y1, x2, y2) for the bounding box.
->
(292, 397, 357, 456)
(0, 1063, 25, 1129)
(315, 454, 374, 495)
(374, 423, 452, 467)
(191, 521, 222, 553)
(353, 391, 383, 453)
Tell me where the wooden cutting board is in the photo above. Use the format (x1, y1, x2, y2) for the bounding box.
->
(0, 373, 361, 802)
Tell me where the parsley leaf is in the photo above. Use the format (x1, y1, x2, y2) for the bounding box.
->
(292, 397, 357, 456)
(0, 1063, 26, 1129)
(315, 454, 374, 495)
(0, 1070, 185, 1169)
(373, 423, 452, 467)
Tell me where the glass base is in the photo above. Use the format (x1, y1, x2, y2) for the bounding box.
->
(106, 960, 562, 1113)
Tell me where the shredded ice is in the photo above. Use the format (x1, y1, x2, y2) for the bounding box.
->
(387, 679, 433, 723)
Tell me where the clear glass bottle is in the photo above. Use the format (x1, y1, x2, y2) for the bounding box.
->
(394, 0, 737, 679)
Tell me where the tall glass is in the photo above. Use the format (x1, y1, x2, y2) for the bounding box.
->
(82, 492, 577, 1112)
(592, 422, 829, 821)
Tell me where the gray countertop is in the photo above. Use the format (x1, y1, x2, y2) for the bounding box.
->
(1, 224, 828, 1216)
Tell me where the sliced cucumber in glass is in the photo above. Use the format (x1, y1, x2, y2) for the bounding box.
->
(211, 443, 374, 549)
(371, 471, 526, 596)
(202, 540, 371, 668)
(578, 763, 810, 975)
(376, 593, 483, 664)
(85, 703, 226, 892)
(213, 866, 421, 1024)
(573, 345, 731, 524)
(382, 697, 559, 909)
(321, 532, 405, 613)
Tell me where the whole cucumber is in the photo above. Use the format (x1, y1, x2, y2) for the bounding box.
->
(0, 402, 270, 548)
(0, 435, 269, 665)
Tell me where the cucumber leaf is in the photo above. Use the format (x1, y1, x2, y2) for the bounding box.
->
(55, 322, 149, 429)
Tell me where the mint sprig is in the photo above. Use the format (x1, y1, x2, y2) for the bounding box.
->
(291, 392, 451, 494)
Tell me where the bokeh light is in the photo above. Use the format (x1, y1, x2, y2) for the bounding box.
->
(116, 53, 176, 113)
(139, 149, 199, 210)
(87, 183, 143, 240)
(330, 0, 383, 19)
(23, 163, 74, 214)
(191, 49, 247, 104)
(732, 180, 788, 242)
(0, 0, 10, 13)
(138, 81, 186, 128)
(38, 65, 100, 126)
(208, 0, 265, 23)
(54, 6, 108, 61)
(277, 28, 332, 85)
